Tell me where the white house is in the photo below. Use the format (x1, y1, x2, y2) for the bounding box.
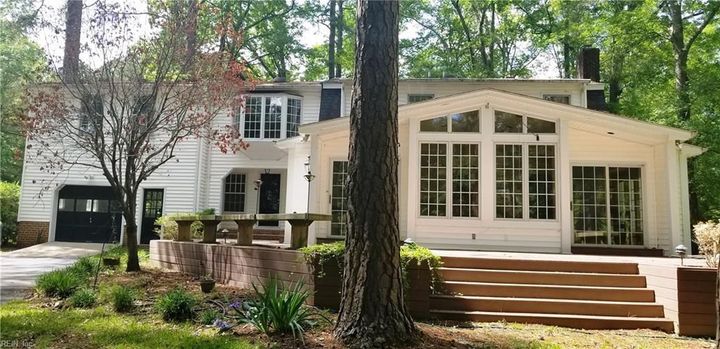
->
(17, 49, 702, 255)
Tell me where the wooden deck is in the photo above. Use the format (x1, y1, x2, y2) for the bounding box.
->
(148, 241, 716, 337)
(431, 250, 715, 337)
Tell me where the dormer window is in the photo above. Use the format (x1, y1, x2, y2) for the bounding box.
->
(408, 94, 434, 103)
(235, 94, 302, 140)
(543, 94, 570, 104)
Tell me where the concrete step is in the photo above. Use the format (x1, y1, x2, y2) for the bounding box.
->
(430, 295, 665, 318)
(429, 309, 674, 332)
(440, 257, 639, 274)
(438, 267, 647, 288)
(442, 281, 655, 302)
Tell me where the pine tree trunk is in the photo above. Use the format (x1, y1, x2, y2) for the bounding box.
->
(335, 0, 344, 78)
(716, 258, 719, 349)
(328, 0, 337, 79)
(334, 1, 416, 347)
(185, 0, 198, 67)
(63, 0, 82, 80)
(667, 0, 691, 121)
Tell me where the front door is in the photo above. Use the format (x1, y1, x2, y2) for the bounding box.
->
(140, 189, 164, 244)
(258, 174, 281, 226)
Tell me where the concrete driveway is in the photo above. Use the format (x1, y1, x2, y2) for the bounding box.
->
(0, 242, 106, 303)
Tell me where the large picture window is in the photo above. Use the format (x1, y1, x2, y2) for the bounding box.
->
(420, 143, 479, 218)
(572, 166, 643, 246)
(223, 174, 246, 212)
(330, 161, 348, 236)
(495, 144, 557, 220)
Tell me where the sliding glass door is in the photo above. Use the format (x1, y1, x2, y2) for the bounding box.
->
(572, 166, 643, 246)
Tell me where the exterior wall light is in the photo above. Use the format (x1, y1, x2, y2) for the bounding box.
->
(254, 179, 263, 214)
(304, 156, 315, 215)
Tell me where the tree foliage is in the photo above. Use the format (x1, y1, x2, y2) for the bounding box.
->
(25, 1, 249, 271)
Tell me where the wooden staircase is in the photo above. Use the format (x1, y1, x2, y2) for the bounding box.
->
(430, 256, 674, 332)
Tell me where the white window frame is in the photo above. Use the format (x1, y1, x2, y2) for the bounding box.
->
(570, 162, 647, 248)
(328, 159, 349, 237)
(416, 140, 481, 220)
(222, 173, 247, 213)
(235, 94, 303, 140)
(493, 142, 558, 222)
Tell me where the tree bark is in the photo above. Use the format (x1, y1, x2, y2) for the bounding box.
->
(334, 1, 416, 347)
(124, 189, 140, 272)
(328, 0, 337, 79)
(63, 0, 82, 80)
(185, 0, 198, 67)
(335, 0, 344, 78)
(668, 0, 690, 121)
(716, 256, 719, 349)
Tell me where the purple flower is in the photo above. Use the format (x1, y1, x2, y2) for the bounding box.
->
(229, 300, 242, 310)
(213, 319, 233, 332)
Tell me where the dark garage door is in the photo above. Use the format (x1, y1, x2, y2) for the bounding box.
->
(55, 185, 122, 243)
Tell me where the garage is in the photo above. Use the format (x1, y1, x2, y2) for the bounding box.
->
(55, 185, 122, 243)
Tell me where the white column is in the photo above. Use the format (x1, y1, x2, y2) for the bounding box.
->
(559, 120, 572, 253)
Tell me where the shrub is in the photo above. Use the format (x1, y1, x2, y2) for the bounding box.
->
(154, 208, 215, 240)
(68, 256, 98, 277)
(110, 286, 135, 312)
(0, 182, 20, 245)
(36, 269, 82, 298)
(235, 278, 321, 340)
(694, 221, 720, 268)
(69, 288, 97, 308)
(300, 241, 443, 291)
(156, 288, 197, 322)
(198, 308, 222, 325)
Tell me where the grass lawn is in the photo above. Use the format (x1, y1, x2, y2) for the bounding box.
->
(0, 247, 714, 349)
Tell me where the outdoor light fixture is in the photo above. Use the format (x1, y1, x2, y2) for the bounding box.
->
(254, 179, 263, 214)
(675, 244, 687, 266)
(304, 156, 315, 215)
(403, 238, 415, 245)
(221, 228, 229, 244)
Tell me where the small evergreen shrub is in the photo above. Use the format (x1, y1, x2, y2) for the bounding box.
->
(36, 269, 82, 298)
(110, 286, 135, 312)
(156, 288, 197, 322)
(694, 220, 720, 268)
(155, 208, 215, 240)
(69, 288, 97, 308)
(234, 278, 322, 340)
(198, 308, 221, 325)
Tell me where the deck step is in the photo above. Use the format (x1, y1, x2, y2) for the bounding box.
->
(440, 257, 639, 274)
(430, 295, 665, 317)
(429, 310, 674, 332)
(441, 281, 655, 302)
(438, 267, 647, 287)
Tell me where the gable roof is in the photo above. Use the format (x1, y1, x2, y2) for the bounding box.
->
(300, 88, 694, 143)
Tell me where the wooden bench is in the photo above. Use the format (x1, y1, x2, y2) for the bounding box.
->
(172, 213, 331, 249)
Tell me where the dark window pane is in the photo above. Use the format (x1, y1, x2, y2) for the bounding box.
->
(420, 116, 448, 132)
(495, 111, 523, 133)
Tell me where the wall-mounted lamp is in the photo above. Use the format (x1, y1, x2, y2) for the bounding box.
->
(304, 156, 315, 215)
(254, 179, 263, 214)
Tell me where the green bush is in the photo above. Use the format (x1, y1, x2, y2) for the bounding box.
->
(154, 208, 215, 240)
(0, 182, 20, 245)
(300, 241, 443, 291)
(156, 288, 197, 322)
(67, 256, 98, 277)
(235, 278, 321, 340)
(69, 288, 97, 308)
(198, 308, 221, 325)
(36, 269, 82, 298)
(110, 286, 135, 312)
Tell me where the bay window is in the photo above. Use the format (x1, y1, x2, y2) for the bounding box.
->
(235, 95, 302, 139)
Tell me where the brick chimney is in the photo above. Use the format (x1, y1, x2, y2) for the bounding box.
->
(577, 47, 607, 111)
